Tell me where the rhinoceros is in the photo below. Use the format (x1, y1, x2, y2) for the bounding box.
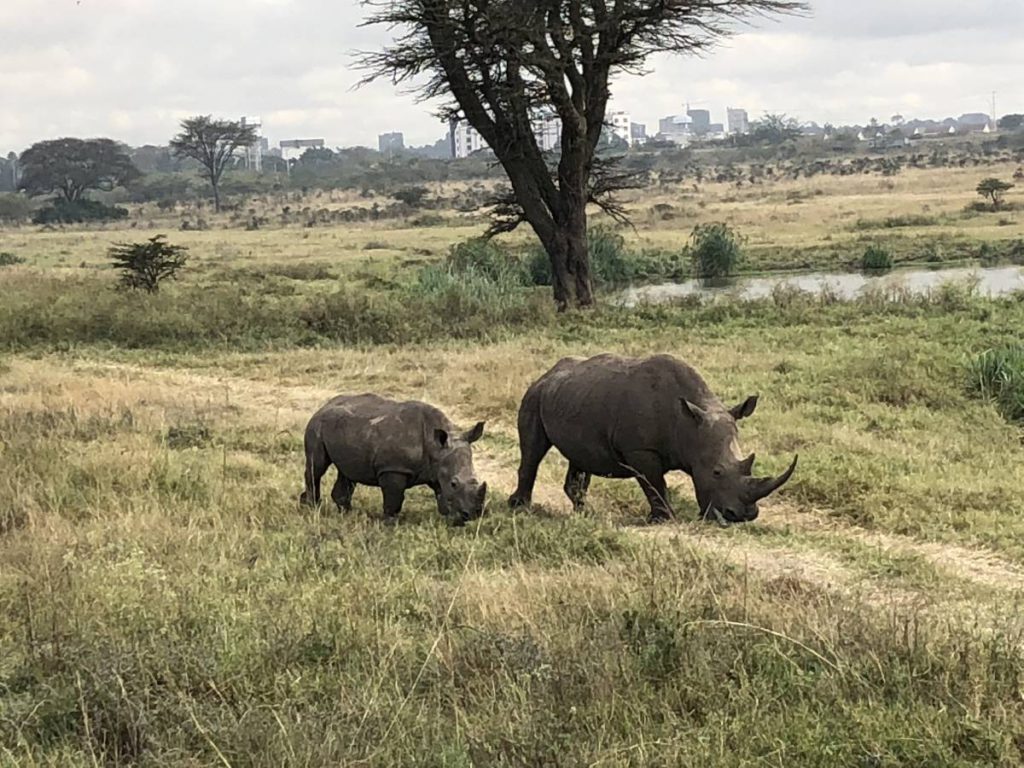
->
(508, 354, 797, 523)
(300, 394, 487, 524)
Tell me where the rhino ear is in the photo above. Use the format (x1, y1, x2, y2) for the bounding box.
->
(434, 429, 450, 448)
(464, 421, 485, 444)
(680, 398, 708, 426)
(730, 395, 760, 421)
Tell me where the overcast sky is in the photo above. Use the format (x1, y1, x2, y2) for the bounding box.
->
(3, 0, 1022, 152)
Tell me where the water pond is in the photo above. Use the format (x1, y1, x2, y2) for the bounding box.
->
(620, 265, 1024, 306)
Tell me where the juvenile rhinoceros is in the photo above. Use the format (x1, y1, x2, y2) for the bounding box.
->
(508, 354, 797, 524)
(300, 394, 487, 525)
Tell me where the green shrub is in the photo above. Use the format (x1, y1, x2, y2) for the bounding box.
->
(861, 244, 894, 272)
(0, 252, 26, 267)
(447, 238, 526, 283)
(690, 222, 743, 279)
(33, 199, 129, 224)
(0, 193, 33, 223)
(109, 235, 189, 293)
(392, 186, 429, 208)
(969, 345, 1024, 423)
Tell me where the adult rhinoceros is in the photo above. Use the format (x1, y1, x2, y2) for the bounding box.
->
(508, 354, 797, 523)
(300, 394, 487, 525)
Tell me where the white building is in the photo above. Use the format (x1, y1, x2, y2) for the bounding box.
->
(449, 121, 487, 159)
(533, 111, 561, 152)
(609, 111, 632, 146)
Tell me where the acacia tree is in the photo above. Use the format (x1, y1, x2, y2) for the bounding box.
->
(170, 116, 257, 212)
(360, 0, 805, 308)
(977, 178, 1014, 211)
(19, 138, 139, 202)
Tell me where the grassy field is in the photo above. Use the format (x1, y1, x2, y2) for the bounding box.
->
(2, 161, 1024, 765)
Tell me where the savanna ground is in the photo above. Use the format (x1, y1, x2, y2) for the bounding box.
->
(2, 156, 1024, 766)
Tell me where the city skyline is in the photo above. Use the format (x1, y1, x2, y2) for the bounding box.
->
(2, 0, 1022, 151)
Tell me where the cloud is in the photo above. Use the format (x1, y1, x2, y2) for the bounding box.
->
(2, 0, 1021, 153)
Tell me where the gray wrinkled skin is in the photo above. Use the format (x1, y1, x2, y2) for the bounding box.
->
(300, 394, 487, 525)
(508, 354, 797, 524)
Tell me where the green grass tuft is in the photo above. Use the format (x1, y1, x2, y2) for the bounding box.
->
(969, 344, 1024, 423)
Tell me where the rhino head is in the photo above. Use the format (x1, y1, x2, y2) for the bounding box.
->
(681, 395, 798, 524)
(432, 421, 488, 524)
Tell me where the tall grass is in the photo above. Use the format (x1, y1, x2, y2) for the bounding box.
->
(969, 344, 1024, 423)
(2, 392, 1024, 766)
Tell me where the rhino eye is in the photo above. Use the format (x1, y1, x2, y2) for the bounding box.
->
(712, 468, 723, 478)
(451, 479, 461, 489)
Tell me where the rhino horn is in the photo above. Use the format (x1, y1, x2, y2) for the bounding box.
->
(744, 455, 798, 502)
(740, 453, 756, 476)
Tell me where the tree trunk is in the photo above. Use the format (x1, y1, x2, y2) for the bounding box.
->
(544, 200, 594, 310)
(212, 180, 221, 213)
(566, 208, 594, 307)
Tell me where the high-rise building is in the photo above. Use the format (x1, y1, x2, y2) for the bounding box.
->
(658, 113, 694, 145)
(687, 109, 711, 135)
(449, 120, 487, 158)
(378, 132, 405, 158)
(727, 108, 750, 135)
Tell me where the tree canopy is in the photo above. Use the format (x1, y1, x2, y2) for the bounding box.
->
(18, 138, 139, 202)
(999, 114, 1024, 132)
(170, 116, 258, 212)
(359, 0, 806, 308)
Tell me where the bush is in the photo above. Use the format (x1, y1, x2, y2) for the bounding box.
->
(109, 235, 189, 293)
(969, 345, 1024, 424)
(392, 186, 429, 208)
(447, 238, 527, 283)
(690, 222, 743, 279)
(0, 252, 26, 267)
(861, 245, 894, 272)
(32, 199, 129, 224)
(0, 193, 33, 223)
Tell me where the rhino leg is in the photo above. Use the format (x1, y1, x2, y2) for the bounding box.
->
(379, 472, 409, 525)
(563, 464, 591, 512)
(621, 451, 674, 523)
(509, 392, 552, 509)
(330, 474, 355, 511)
(300, 432, 331, 507)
